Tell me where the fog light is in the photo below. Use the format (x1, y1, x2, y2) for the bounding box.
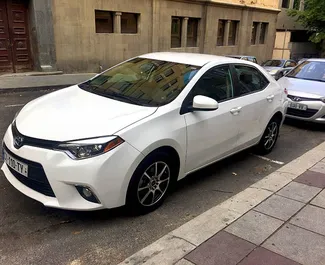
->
(76, 186, 100, 204)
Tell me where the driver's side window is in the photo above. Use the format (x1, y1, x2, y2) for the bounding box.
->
(190, 65, 234, 102)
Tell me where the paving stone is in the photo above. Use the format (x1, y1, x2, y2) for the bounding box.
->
(186, 231, 255, 265)
(238, 247, 300, 265)
(225, 210, 283, 245)
(290, 205, 325, 236)
(263, 224, 325, 265)
(310, 161, 325, 174)
(311, 190, 325, 209)
(254, 194, 304, 221)
(277, 182, 321, 203)
(294, 170, 325, 188)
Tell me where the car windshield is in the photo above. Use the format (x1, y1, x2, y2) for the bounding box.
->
(263, 60, 284, 67)
(78, 58, 200, 107)
(286, 61, 325, 82)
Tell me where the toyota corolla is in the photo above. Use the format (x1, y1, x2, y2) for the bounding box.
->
(2, 53, 287, 214)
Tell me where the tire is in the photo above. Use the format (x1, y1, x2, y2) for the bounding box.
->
(255, 118, 281, 155)
(126, 151, 176, 215)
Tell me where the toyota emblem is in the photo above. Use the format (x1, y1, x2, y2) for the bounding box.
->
(14, 135, 24, 149)
(293, 97, 301, 102)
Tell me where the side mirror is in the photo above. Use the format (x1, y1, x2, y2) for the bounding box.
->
(189, 95, 219, 112)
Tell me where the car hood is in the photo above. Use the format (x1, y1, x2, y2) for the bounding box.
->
(15, 85, 157, 141)
(278, 77, 325, 98)
(263, 66, 282, 72)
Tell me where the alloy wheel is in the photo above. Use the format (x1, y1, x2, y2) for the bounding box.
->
(264, 121, 278, 150)
(137, 161, 170, 207)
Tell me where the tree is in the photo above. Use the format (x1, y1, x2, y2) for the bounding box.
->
(288, 0, 325, 44)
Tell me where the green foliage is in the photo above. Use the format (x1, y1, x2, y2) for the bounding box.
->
(288, 0, 325, 43)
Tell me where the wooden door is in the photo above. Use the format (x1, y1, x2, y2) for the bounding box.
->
(0, 0, 32, 72)
(0, 0, 13, 71)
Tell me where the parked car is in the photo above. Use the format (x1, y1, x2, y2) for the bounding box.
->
(262, 59, 297, 80)
(1, 53, 287, 214)
(226, 55, 258, 64)
(278, 59, 325, 123)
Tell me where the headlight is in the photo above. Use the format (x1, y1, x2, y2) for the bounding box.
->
(321, 97, 325, 103)
(57, 136, 124, 159)
(269, 69, 278, 75)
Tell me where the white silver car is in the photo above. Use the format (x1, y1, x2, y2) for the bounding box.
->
(278, 59, 325, 123)
(1, 53, 287, 214)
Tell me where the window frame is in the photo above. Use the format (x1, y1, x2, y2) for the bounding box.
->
(230, 64, 270, 97)
(171, 16, 182, 48)
(121, 12, 139, 34)
(217, 20, 226, 46)
(95, 10, 114, 33)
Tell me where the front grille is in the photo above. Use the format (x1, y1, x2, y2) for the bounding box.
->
(3, 145, 55, 197)
(287, 95, 321, 102)
(286, 108, 318, 118)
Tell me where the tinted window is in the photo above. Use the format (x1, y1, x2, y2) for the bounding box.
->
(190, 65, 234, 102)
(79, 58, 200, 106)
(233, 65, 269, 95)
(286, 61, 325, 82)
(263, 60, 285, 67)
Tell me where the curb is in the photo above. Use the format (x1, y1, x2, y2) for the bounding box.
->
(0, 85, 71, 94)
(118, 141, 325, 265)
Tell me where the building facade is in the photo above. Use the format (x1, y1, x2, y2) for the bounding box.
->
(0, 0, 280, 73)
(273, 0, 319, 60)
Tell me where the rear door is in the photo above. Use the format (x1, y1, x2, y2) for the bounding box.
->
(230, 64, 274, 148)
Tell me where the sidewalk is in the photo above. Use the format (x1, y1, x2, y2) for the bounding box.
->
(119, 142, 325, 265)
(0, 72, 96, 93)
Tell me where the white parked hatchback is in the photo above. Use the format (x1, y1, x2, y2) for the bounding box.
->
(2, 53, 287, 214)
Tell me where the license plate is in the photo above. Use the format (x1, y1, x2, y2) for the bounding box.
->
(3, 150, 28, 177)
(288, 102, 308, 111)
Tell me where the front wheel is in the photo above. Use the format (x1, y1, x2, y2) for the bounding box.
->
(255, 118, 280, 155)
(126, 152, 175, 215)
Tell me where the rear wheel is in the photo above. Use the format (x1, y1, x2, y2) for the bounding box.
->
(255, 118, 280, 155)
(126, 152, 176, 215)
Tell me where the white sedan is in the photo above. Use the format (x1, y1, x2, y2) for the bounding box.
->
(1, 53, 287, 214)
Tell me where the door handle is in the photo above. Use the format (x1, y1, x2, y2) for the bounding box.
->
(266, 95, 275, 102)
(230, 106, 242, 115)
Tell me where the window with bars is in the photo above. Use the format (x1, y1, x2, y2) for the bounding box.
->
(187, 18, 199, 47)
(171, 17, 182, 48)
(251, 22, 258, 45)
(259, 23, 268, 44)
(228, 21, 238, 46)
(217, 20, 226, 46)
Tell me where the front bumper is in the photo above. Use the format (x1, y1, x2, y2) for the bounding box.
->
(1, 125, 144, 210)
(285, 99, 325, 124)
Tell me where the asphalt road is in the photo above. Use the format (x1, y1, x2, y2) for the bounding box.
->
(0, 90, 324, 265)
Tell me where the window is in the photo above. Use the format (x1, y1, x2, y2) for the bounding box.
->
(78, 58, 201, 107)
(228, 21, 238, 46)
(233, 65, 269, 96)
(191, 65, 234, 102)
(171, 17, 182, 48)
(121, 13, 138, 34)
(259, 23, 268, 44)
(217, 20, 226, 46)
(286, 61, 325, 82)
(187, 18, 199, 47)
(95, 10, 113, 33)
(293, 0, 301, 10)
(281, 0, 290, 8)
(251, 22, 258, 45)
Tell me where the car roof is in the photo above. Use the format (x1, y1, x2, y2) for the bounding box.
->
(306, 58, 325, 62)
(139, 52, 245, 67)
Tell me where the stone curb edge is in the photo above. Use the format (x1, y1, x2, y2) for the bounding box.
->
(119, 141, 325, 265)
(0, 85, 70, 94)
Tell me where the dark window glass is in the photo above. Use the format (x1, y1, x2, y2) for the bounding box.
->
(228, 21, 238, 46)
(95, 10, 113, 33)
(191, 65, 234, 102)
(78, 58, 201, 106)
(263, 60, 285, 67)
(187, 18, 199, 47)
(282, 0, 290, 8)
(121, 13, 138, 34)
(217, 20, 226, 46)
(171, 17, 182, 48)
(286, 61, 325, 82)
(251, 22, 258, 45)
(259, 23, 268, 44)
(233, 65, 269, 95)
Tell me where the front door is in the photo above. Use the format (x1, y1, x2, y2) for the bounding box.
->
(0, 0, 32, 72)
